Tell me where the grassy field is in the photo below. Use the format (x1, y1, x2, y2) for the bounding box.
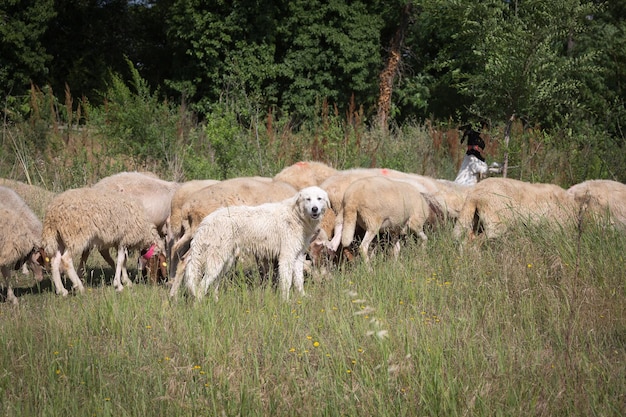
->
(1, 218, 624, 417)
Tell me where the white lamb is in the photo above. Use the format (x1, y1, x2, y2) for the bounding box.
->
(42, 187, 163, 296)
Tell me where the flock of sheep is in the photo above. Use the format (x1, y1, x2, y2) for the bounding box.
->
(2, 146, 625, 304)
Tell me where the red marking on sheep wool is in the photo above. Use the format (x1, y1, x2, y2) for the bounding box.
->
(380, 168, 390, 175)
(296, 161, 308, 167)
(142, 243, 156, 260)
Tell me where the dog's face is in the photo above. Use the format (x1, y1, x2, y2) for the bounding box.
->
(297, 186, 330, 221)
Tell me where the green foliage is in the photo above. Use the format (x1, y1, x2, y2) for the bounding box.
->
(92, 60, 181, 171)
(0, 0, 55, 95)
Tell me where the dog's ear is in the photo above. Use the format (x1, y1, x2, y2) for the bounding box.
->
(323, 193, 330, 210)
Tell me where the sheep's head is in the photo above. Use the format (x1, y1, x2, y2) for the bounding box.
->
(14, 247, 46, 282)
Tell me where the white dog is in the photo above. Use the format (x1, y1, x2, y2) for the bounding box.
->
(184, 186, 330, 300)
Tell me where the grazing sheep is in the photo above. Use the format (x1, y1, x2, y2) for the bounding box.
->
(340, 177, 435, 263)
(92, 171, 180, 235)
(92, 171, 180, 280)
(567, 179, 626, 229)
(273, 161, 339, 190)
(168, 177, 297, 296)
(0, 186, 45, 283)
(453, 177, 577, 241)
(184, 186, 330, 300)
(430, 179, 472, 221)
(167, 179, 221, 254)
(42, 187, 163, 296)
(0, 208, 44, 304)
(0, 178, 56, 219)
(321, 168, 409, 252)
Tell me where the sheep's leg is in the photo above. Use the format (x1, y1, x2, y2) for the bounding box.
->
(169, 250, 189, 298)
(120, 248, 132, 287)
(77, 248, 116, 278)
(98, 248, 117, 270)
(61, 251, 85, 294)
(1, 266, 18, 305)
(359, 231, 377, 263)
(49, 251, 69, 296)
(169, 237, 190, 285)
(328, 210, 343, 252)
(112, 245, 127, 292)
(392, 237, 402, 259)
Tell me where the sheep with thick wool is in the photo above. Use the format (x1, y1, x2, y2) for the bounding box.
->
(0, 186, 46, 269)
(0, 186, 46, 303)
(567, 179, 626, 229)
(167, 179, 221, 253)
(453, 177, 577, 241)
(168, 176, 297, 296)
(320, 168, 412, 252)
(273, 160, 339, 190)
(340, 176, 436, 263)
(0, 208, 44, 304)
(92, 171, 181, 281)
(0, 178, 56, 220)
(92, 171, 180, 235)
(42, 187, 163, 296)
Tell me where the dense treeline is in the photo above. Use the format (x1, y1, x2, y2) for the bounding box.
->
(2, 0, 626, 182)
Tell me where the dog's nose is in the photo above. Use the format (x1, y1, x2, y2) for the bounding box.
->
(312, 206, 319, 213)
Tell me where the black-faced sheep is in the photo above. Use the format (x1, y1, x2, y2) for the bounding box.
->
(42, 187, 163, 296)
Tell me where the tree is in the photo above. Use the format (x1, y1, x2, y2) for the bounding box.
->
(376, 2, 413, 130)
(0, 0, 55, 97)
(165, 0, 385, 121)
(456, 0, 602, 129)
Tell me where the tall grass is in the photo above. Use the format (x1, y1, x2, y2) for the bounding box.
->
(1, 218, 624, 416)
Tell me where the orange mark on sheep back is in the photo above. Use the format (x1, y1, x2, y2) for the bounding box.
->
(296, 161, 308, 167)
(380, 168, 390, 175)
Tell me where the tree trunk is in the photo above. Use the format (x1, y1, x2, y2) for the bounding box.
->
(502, 113, 515, 178)
(376, 4, 412, 131)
